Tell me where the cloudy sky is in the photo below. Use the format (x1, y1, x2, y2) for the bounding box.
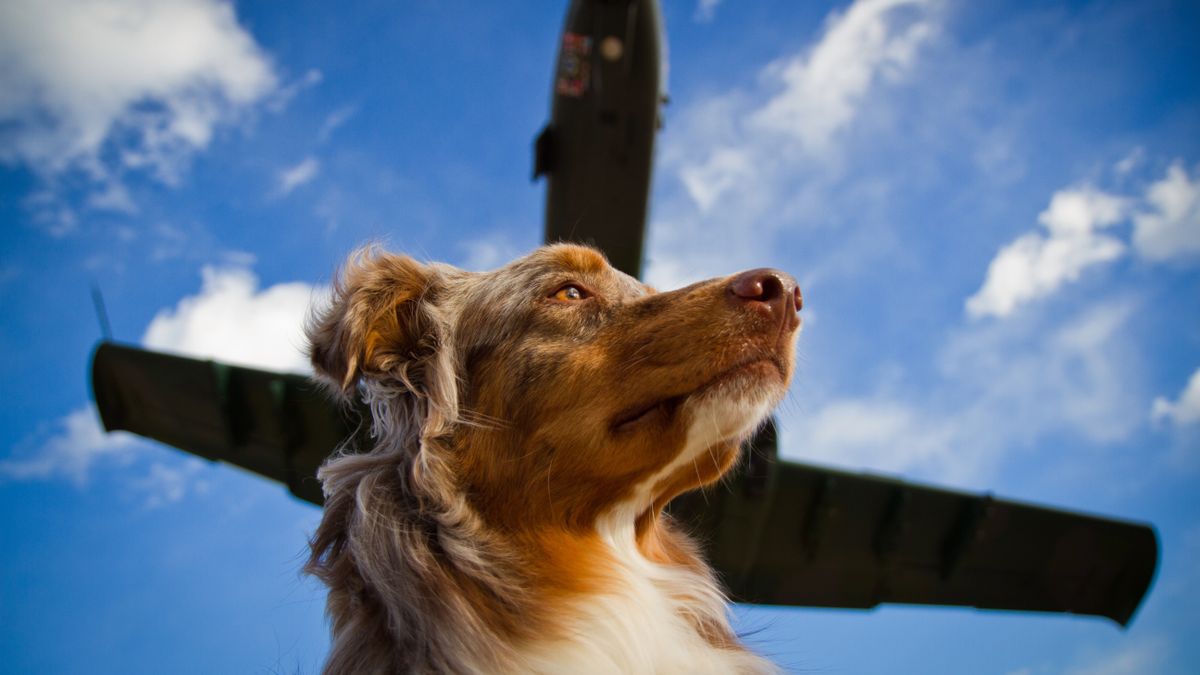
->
(1, 0, 1197, 672)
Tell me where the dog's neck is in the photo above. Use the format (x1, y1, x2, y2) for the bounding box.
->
(457, 483, 777, 674)
(512, 510, 774, 675)
(310, 442, 773, 674)
(308, 383, 778, 673)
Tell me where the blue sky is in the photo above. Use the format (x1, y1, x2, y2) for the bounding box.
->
(1, 0, 1198, 672)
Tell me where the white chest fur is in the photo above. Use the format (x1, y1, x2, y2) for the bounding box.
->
(514, 520, 774, 675)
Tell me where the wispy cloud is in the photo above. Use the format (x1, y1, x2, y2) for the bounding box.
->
(694, 0, 723, 23)
(946, 298, 1147, 447)
(133, 460, 211, 509)
(277, 156, 321, 195)
(1062, 637, 1169, 675)
(966, 186, 1129, 319)
(646, 0, 943, 291)
(1004, 636, 1170, 675)
(968, 160, 1200, 319)
(318, 104, 359, 143)
(1133, 161, 1200, 261)
(747, 0, 938, 154)
(1152, 367, 1200, 428)
(0, 406, 138, 485)
(0, 0, 278, 213)
(0, 405, 216, 509)
(793, 397, 958, 477)
(142, 265, 328, 373)
(86, 180, 138, 214)
(1114, 146, 1146, 177)
(784, 298, 1146, 484)
(671, 0, 941, 214)
(456, 234, 523, 272)
(267, 68, 323, 113)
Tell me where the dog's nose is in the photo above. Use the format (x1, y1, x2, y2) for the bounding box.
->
(729, 268, 802, 327)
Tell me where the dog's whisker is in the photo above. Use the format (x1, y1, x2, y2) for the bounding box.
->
(546, 453, 557, 522)
(456, 407, 512, 431)
(692, 457, 710, 506)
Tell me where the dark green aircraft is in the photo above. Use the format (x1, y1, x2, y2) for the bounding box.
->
(91, 0, 1156, 628)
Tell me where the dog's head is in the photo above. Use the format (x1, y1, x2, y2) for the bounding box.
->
(308, 243, 801, 532)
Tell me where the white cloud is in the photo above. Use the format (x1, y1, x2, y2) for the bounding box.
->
(86, 180, 138, 213)
(747, 0, 938, 152)
(694, 0, 723, 23)
(791, 398, 959, 477)
(967, 161, 1200, 319)
(0, 0, 277, 190)
(221, 249, 258, 267)
(679, 147, 754, 213)
(142, 265, 327, 373)
(1132, 162, 1200, 261)
(266, 67, 322, 113)
(785, 299, 1144, 484)
(1063, 637, 1168, 675)
(947, 299, 1144, 445)
(1152, 367, 1200, 428)
(277, 156, 320, 195)
(2, 263, 321, 493)
(1114, 146, 1145, 177)
(643, 0, 944, 297)
(318, 104, 358, 143)
(1039, 186, 1130, 237)
(966, 186, 1129, 319)
(457, 235, 523, 272)
(643, 244, 705, 292)
(0, 405, 216, 506)
(133, 460, 211, 509)
(666, 0, 940, 213)
(0, 406, 139, 485)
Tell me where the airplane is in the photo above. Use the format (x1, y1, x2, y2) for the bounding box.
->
(89, 0, 1157, 628)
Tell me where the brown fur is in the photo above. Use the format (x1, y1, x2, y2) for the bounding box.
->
(304, 244, 800, 673)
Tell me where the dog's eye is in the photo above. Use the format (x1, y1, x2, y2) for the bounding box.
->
(551, 285, 588, 302)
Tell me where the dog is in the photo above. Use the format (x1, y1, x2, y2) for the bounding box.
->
(304, 243, 801, 674)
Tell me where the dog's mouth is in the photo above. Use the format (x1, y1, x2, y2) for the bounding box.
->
(610, 356, 787, 434)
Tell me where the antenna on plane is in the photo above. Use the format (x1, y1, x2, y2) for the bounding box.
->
(90, 282, 113, 341)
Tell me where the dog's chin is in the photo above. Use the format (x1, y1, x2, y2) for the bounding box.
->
(610, 357, 787, 439)
(682, 361, 785, 448)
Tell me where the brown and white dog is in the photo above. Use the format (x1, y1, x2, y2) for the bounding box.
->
(304, 244, 801, 674)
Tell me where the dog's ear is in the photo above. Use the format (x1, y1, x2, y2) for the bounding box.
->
(307, 248, 440, 396)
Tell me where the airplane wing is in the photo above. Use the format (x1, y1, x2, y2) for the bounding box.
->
(91, 341, 368, 505)
(90, 341, 1158, 626)
(669, 421, 1158, 627)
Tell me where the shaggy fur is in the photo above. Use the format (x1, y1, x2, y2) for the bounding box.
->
(304, 244, 801, 674)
